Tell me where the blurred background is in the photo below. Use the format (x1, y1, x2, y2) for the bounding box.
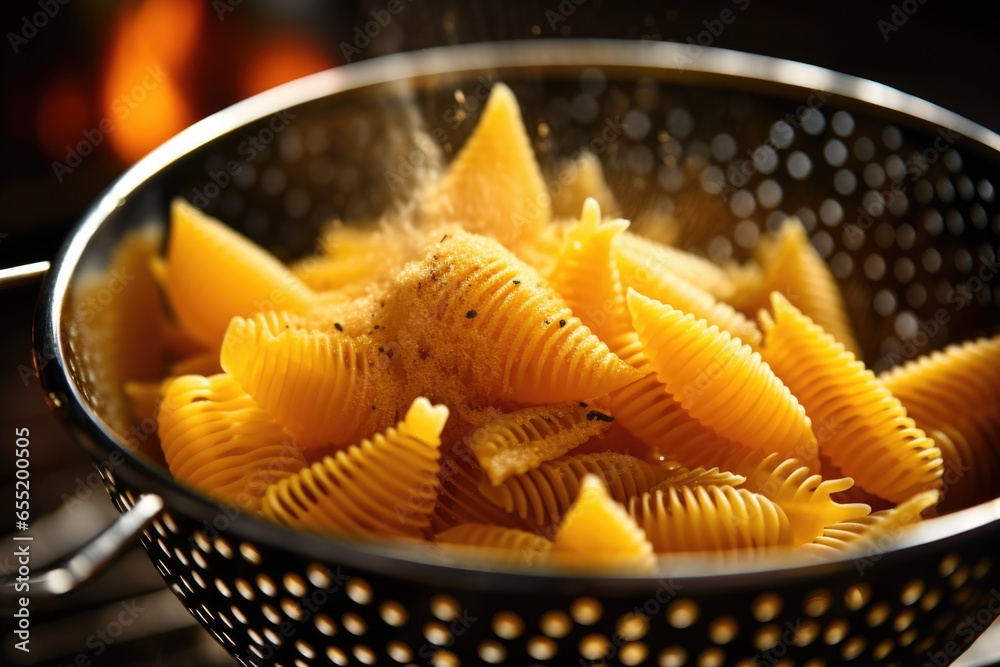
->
(1, 0, 998, 664)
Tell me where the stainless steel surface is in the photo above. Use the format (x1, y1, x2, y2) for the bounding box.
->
(0, 262, 50, 288)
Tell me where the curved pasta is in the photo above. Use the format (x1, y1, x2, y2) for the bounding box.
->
(730, 218, 860, 356)
(435, 523, 551, 559)
(551, 475, 655, 571)
(549, 198, 645, 366)
(879, 336, 1000, 510)
(292, 222, 416, 295)
(628, 485, 792, 553)
(430, 453, 531, 533)
(260, 397, 448, 538)
(420, 83, 549, 248)
(550, 151, 620, 219)
(628, 289, 818, 469)
(220, 311, 380, 448)
(614, 230, 737, 300)
(468, 402, 613, 485)
(801, 490, 939, 560)
(650, 466, 745, 490)
(760, 292, 943, 503)
(164, 198, 315, 348)
(478, 452, 677, 526)
(158, 374, 307, 512)
(395, 232, 641, 403)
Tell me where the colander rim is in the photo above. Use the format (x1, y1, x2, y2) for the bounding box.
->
(35, 38, 1000, 587)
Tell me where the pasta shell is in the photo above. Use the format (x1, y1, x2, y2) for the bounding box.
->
(760, 292, 943, 503)
(551, 475, 655, 571)
(420, 83, 549, 248)
(261, 397, 448, 538)
(158, 374, 307, 512)
(430, 452, 530, 533)
(628, 288, 818, 469)
(628, 485, 792, 553)
(549, 198, 645, 366)
(550, 151, 620, 219)
(468, 402, 613, 485)
(164, 198, 315, 348)
(650, 466, 746, 490)
(220, 311, 380, 448)
(395, 231, 642, 403)
(614, 230, 737, 300)
(435, 523, 551, 561)
(479, 452, 678, 526)
(730, 218, 860, 356)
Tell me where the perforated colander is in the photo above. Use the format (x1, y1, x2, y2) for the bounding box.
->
(18, 40, 1000, 666)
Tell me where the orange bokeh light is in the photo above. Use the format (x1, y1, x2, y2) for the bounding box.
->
(240, 34, 336, 99)
(36, 77, 91, 160)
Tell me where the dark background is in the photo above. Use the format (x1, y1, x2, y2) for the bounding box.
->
(1, 0, 998, 665)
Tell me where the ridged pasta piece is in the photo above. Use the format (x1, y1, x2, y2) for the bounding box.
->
(732, 453, 871, 546)
(469, 402, 613, 485)
(760, 292, 943, 503)
(479, 452, 677, 526)
(628, 485, 792, 553)
(549, 198, 645, 366)
(430, 453, 530, 533)
(615, 238, 761, 347)
(260, 398, 448, 538)
(600, 373, 735, 458)
(879, 336, 1000, 510)
(730, 218, 860, 356)
(168, 350, 222, 377)
(627, 289, 818, 470)
(163, 198, 315, 348)
(220, 311, 379, 448)
(158, 374, 307, 512)
(435, 523, 551, 556)
(124, 380, 161, 422)
(801, 490, 939, 560)
(550, 151, 620, 219)
(614, 230, 737, 300)
(420, 83, 549, 248)
(651, 466, 745, 489)
(395, 232, 642, 403)
(551, 475, 655, 571)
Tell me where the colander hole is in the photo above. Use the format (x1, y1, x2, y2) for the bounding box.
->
(255, 574, 277, 597)
(431, 649, 460, 667)
(325, 646, 348, 665)
(213, 537, 234, 558)
(430, 595, 462, 622)
(949, 566, 970, 589)
(915, 636, 937, 654)
(239, 542, 262, 565)
(478, 640, 507, 664)
(865, 603, 890, 627)
(658, 646, 687, 667)
(752, 593, 782, 622)
(973, 558, 993, 579)
(540, 610, 573, 637)
(173, 548, 189, 567)
(920, 588, 943, 612)
(823, 619, 849, 645)
(708, 617, 738, 644)
(294, 658, 309, 667)
(162, 512, 179, 534)
(527, 636, 557, 660)
(387, 640, 412, 662)
(314, 613, 337, 636)
(192, 531, 211, 552)
(666, 599, 699, 629)
(156, 558, 171, 576)
(872, 637, 894, 660)
(492, 612, 524, 639)
(305, 563, 332, 588)
(380, 601, 408, 627)
(933, 611, 957, 633)
(579, 634, 610, 660)
(262, 627, 281, 646)
(284, 573, 308, 598)
(346, 578, 373, 604)
(218, 611, 233, 629)
(215, 579, 232, 598)
(621, 642, 649, 666)
(898, 628, 918, 647)
(424, 621, 451, 645)
(894, 609, 915, 632)
(343, 612, 367, 635)
(353, 644, 377, 665)
(844, 584, 871, 611)
(281, 598, 303, 621)
(841, 636, 866, 660)
(571, 598, 604, 625)
(951, 587, 974, 605)
(901, 579, 925, 605)
(616, 612, 649, 641)
(294, 640, 315, 659)
(230, 605, 248, 624)
(235, 578, 255, 601)
(753, 625, 782, 650)
(697, 647, 725, 667)
(803, 660, 827, 667)
(247, 628, 264, 646)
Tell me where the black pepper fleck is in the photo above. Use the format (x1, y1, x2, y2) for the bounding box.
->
(371, 405, 377, 411)
(386, 349, 394, 359)
(512, 279, 521, 285)
(374, 325, 379, 330)
(378, 346, 385, 353)
(334, 323, 343, 331)
(585, 410, 614, 423)
(466, 310, 478, 319)
(559, 319, 566, 327)
(579, 402, 588, 408)
(544, 319, 551, 325)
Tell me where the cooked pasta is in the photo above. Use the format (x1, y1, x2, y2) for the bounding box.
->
(760, 292, 943, 503)
(158, 374, 307, 511)
(614, 230, 737, 300)
(260, 397, 448, 538)
(468, 402, 613, 485)
(628, 289, 818, 469)
(435, 523, 552, 556)
(430, 452, 531, 533)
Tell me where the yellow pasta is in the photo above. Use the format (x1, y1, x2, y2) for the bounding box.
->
(430, 453, 531, 533)
(650, 465, 746, 490)
(479, 452, 678, 526)
(220, 311, 381, 449)
(551, 475, 655, 571)
(628, 289, 818, 470)
(614, 230, 737, 300)
(760, 292, 943, 503)
(435, 523, 551, 557)
(628, 485, 792, 553)
(730, 218, 861, 356)
(158, 374, 307, 512)
(549, 198, 645, 366)
(261, 397, 448, 538)
(550, 151, 621, 220)
(420, 83, 549, 249)
(468, 402, 613, 485)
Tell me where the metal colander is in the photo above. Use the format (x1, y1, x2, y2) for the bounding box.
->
(27, 40, 1000, 666)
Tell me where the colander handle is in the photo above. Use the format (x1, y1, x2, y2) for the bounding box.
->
(0, 494, 165, 611)
(0, 261, 51, 287)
